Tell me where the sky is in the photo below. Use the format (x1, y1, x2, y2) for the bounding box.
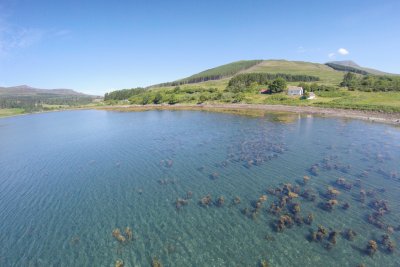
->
(0, 0, 399, 95)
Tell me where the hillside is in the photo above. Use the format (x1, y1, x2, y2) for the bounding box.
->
(0, 85, 99, 116)
(325, 60, 398, 76)
(104, 59, 400, 114)
(150, 60, 397, 90)
(152, 60, 263, 87)
(0, 85, 91, 96)
(240, 60, 344, 85)
(148, 60, 346, 91)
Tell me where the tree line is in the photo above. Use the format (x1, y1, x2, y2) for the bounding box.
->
(341, 72, 400, 92)
(0, 95, 94, 112)
(151, 60, 263, 87)
(325, 63, 369, 75)
(104, 88, 146, 101)
(227, 73, 319, 89)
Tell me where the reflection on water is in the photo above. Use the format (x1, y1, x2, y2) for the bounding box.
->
(0, 110, 399, 266)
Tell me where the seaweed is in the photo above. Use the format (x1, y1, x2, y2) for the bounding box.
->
(303, 175, 310, 185)
(216, 196, 225, 207)
(233, 196, 241, 205)
(365, 240, 378, 256)
(115, 259, 124, 267)
(124, 227, 133, 241)
(176, 198, 189, 210)
(342, 229, 357, 241)
(259, 259, 269, 267)
(151, 257, 163, 267)
(112, 228, 126, 243)
(199, 195, 212, 207)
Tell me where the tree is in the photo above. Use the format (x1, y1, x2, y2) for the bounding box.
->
(270, 78, 287, 93)
(198, 93, 208, 104)
(340, 72, 357, 88)
(232, 93, 245, 103)
(168, 94, 178, 105)
(153, 92, 163, 104)
(141, 94, 152, 105)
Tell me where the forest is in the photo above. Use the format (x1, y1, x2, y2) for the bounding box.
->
(0, 95, 94, 112)
(227, 73, 319, 89)
(341, 72, 400, 92)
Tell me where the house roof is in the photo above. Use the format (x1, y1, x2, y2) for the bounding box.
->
(287, 86, 303, 91)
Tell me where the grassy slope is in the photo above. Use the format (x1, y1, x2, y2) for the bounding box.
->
(150, 60, 344, 91)
(182, 60, 263, 80)
(0, 108, 25, 118)
(242, 60, 344, 85)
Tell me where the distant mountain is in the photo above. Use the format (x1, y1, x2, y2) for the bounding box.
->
(325, 61, 398, 76)
(0, 85, 100, 113)
(0, 85, 96, 97)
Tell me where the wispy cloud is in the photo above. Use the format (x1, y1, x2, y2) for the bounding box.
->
(0, 4, 70, 58)
(0, 22, 44, 57)
(53, 29, 71, 38)
(297, 46, 306, 53)
(328, 53, 336, 59)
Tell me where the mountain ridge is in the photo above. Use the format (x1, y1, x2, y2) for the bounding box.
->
(0, 85, 99, 97)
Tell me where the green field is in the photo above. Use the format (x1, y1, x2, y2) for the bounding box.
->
(0, 108, 26, 118)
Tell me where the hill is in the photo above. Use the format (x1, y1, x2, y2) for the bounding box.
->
(148, 60, 346, 91)
(152, 60, 263, 87)
(325, 60, 398, 76)
(150, 60, 397, 90)
(104, 59, 400, 114)
(0, 85, 92, 96)
(0, 85, 99, 116)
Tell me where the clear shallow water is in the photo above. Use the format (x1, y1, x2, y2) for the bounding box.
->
(0, 110, 399, 267)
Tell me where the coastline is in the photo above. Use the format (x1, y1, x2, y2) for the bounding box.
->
(1, 104, 399, 126)
(96, 104, 400, 125)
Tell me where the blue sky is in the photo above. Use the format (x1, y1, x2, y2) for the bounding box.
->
(0, 0, 399, 95)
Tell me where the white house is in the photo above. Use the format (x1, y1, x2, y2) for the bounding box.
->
(287, 86, 303, 96)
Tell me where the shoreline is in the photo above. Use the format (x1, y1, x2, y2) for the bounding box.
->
(97, 104, 400, 125)
(1, 104, 399, 126)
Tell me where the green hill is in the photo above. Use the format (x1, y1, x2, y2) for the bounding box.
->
(104, 59, 400, 113)
(152, 60, 263, 87)
(150, 60, 346, 90)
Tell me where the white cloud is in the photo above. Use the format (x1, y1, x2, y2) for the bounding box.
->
(338, 48, 349, 55)
(328, 53, 336, 59)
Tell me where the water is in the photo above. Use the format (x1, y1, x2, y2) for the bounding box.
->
(0, 110, 399, 267)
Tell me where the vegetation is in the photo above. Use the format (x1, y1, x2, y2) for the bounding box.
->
(326, 62, 369, 75)
(0, 95, 94, 113)
(104, 88, 146, 101)
(340, 72, 400, 92)
(0, 108, 25, 117)
(269, 78, 287, 93)
(94, 60, 399, 114)
(241, 60, 345, 85)
(226, 73, 318, 91)
(152, 60, 263, 87)
(326, 60, 397, 76)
